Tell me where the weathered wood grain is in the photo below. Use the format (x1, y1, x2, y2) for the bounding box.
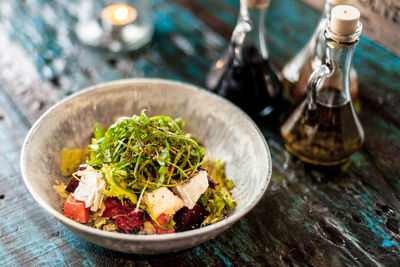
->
(169, 0, 236, 41)
(0, 0, 399, 266)
(0, 32, 61, 123)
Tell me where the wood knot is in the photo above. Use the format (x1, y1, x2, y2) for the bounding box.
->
(386, 218, 399, 234)
(52, 231, 61, 237)
(319, 223, 345, 246)
(50, 76, 60, 87)
(352, 214, 363, 223)
(375, 210, 383, 216)
(381, 205, 392, 213)
(108, 58, 118, 67)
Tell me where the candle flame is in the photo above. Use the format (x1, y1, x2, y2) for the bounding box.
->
(114, 6, 129, 22)
(102, 4, 137, 26)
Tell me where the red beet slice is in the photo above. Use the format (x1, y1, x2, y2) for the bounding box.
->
(65, 165, 87, 193)
(102, 198, 125, 217)
(113, 214, 144, 233)
(65, 177, 80, 193)
(129, 209, 144, 219)
(173, 205, 209, 232)
(102, 198, 144, 233)
(207, 176, 219, 189)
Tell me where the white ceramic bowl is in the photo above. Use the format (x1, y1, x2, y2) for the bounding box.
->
(20, 78, 272, 254)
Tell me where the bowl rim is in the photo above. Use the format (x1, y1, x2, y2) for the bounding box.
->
(20, 78, 272, 242)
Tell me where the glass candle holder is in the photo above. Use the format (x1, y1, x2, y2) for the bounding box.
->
(76, 0, 153, 52)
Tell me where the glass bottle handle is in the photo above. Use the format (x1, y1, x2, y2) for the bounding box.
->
(306, 64, 330, 110)
(231, 16, 252, 63)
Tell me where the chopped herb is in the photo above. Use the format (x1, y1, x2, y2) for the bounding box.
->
(85, 111, 207, 203)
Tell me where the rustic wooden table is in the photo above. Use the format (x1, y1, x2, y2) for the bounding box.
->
(0, 0, 399, 266)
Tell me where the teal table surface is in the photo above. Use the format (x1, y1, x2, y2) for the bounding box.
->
(0, 0, 399, 266)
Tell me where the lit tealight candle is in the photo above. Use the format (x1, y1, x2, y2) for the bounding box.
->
(101, 4, 138, 26)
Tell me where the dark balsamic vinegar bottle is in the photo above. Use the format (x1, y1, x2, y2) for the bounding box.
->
(206, 0, 282, 118)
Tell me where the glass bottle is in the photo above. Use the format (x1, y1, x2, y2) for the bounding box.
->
(206, 0, 282, 117)
(280, 5, 364, 166)
(281, 0, 359, 104)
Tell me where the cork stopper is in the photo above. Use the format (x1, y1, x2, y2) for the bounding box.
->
(327, 0, 352, 5)
(330, 5, 360, 35)
(241, 0, 270, 9)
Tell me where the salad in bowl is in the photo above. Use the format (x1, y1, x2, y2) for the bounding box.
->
(21, 78, 271, 254)
(56, 111, 236, 235)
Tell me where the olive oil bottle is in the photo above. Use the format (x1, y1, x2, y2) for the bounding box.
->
(281, 5, 364, 166)
(281, 0, 359, 104)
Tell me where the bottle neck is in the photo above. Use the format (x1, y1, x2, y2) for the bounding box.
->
(232, 3, 269, 61)
(307, 22, 361, 107)
(312, 1, 352, 70)
(324, 43, 355, 103)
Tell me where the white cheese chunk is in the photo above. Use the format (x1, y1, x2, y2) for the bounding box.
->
(145, 187, 183, 218)
(73, 166, 105, 212)
(172, 170, 209, 209)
